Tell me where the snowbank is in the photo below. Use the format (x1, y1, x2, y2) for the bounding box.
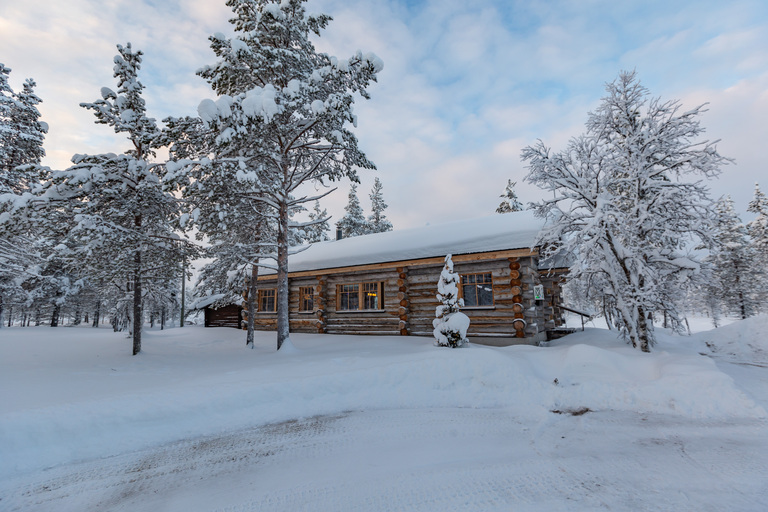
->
(691, 314, 768, 363)
(0, 323, 764, 479)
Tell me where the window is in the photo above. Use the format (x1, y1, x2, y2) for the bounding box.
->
(461, 273, 493, 307)
(337, 282, 384, 311)
(258, 288, 276, 312)
(299, 286, 314, 312)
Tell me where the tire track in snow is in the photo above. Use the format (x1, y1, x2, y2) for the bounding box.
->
(2, 408, 767, 512)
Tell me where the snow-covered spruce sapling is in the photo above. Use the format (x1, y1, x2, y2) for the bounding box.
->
(433, 255, 470, 348)
(496, 179, 523, 214)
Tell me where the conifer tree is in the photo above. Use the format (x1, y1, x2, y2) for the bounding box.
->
(26, 44, 191, 354)
(305, 200, 331, 243)
(433, 255, 470, 348)
(708, 196, 758, 320)
(0, 64, 47, 327)
(167, 0, 381, 350)
(367, 177, 393, 233)
(747, 183, 768, 310)
(496, 179, 523, 213)
(337, 183, 367, 238)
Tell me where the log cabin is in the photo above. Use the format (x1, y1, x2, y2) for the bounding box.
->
(243, 210, 567, 346)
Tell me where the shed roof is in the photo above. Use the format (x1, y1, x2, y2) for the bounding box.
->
(281, 210, 545, 274)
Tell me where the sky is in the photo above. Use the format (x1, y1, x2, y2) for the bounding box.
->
(1, 0, 767, 230)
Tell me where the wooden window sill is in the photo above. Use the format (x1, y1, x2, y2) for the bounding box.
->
(335, 309, 387, 314)
(461, 306, 496, 311)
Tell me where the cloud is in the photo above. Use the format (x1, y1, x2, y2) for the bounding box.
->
(2, 0, 766, 229)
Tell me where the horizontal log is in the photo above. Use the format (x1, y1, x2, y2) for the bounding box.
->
(325, 329, 401, 336)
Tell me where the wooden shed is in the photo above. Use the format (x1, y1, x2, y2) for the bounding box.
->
(246, 211, 566, 346)
(196, 294, 244, 329)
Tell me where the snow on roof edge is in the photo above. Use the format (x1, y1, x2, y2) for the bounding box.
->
(266, 211, 547, 275)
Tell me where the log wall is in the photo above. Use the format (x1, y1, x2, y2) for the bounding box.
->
(241, 254, 561, 345)
(204, 304, 243, 329)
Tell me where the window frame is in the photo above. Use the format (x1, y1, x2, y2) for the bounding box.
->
(459, 272, 494, 308)
(257, 288, 276, 313)
(299, 286, 315, 313)
(336, 281, 385, 312)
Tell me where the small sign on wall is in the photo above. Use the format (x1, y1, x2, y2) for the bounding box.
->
(533, 284, 544, 300)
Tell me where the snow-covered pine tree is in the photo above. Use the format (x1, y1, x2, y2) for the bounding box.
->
(367, 177, 393, 233)
(3, 79, 48, 184)
(496, 179, 523, 213)
(524, 71, 727, 352)
(707, 196, 758, 320)
(433, 255, 470, 348)
(337, 183, 368, 238)
(167, 0, 381, 350)
(29, 44, 192, 354)
(747, 183, 768, 311)
(0, 64, 48, 327)
(304, 200, 331, 243)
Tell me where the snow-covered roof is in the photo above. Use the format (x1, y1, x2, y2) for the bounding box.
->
(191, 293, 242, 310)
(282, 210, 546, 274)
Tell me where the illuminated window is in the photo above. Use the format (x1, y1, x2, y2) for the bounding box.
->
(461, 273, 493, 307)
(299, 286, 314, 312)
(258, 288, 276, 312)
(363, 282, 380, 309)
(337, 282, 384, 311)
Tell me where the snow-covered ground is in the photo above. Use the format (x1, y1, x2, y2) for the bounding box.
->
(1, 318, 767, 511)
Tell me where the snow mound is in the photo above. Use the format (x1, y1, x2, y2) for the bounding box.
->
(691, 314, 768, 364)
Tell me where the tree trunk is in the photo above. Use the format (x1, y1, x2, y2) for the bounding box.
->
(161, 306, 166, 330)
(93, 302, 100, 327)
(247, 260, 259, 348)
(0, 296, 4, 328)
(133, 245, 142, 355)
(50, 304, 60, 327)
(276, 198, 290, 351)
(6, 305, 11, 327)
(636, 305, 651, 353)
(74, 308, 81, 326)
(180, 257, 186, 328)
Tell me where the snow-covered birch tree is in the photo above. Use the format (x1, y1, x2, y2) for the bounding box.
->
(367, 177, 393, 233)
(524, 71, 727, 352)
(168, 0, 382, 351)
(433, 255, 469, 348)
